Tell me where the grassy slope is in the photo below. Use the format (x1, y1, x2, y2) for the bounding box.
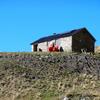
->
(0, 52, 100, 100)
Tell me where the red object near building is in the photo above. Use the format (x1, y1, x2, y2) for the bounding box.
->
(48, 44, 59, 52)
(53, 46, 59, 52)
(48, 46, 53, 52)
(55, 45, 59, 51)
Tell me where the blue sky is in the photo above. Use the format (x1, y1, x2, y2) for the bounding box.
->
(0, 0, 100, 52)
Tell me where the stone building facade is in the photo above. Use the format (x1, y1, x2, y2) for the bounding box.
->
(31, 28, 96, 52)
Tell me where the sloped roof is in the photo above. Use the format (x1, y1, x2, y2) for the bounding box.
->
(31, 27, 96, 45)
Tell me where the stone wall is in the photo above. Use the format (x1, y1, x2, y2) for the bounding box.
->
(31, 45, 34, 52)
(0, 53, 100, 76)
(32, 36, 72, 52)
(37, 42, 47, 52)
(57, 36, 72, 52)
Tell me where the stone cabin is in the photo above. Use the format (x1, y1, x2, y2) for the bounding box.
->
(31, 27, 96, 52)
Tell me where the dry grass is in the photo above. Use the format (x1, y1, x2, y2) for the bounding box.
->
(0, 52, 100, 100)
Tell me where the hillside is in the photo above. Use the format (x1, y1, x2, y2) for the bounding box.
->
(95, 46, 100, 53)
(0, 52, 100, 100)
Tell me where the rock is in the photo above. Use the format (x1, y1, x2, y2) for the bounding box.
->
(63, 96, 69, 100)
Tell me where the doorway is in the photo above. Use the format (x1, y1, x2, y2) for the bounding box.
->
(34, 44, 38, 51)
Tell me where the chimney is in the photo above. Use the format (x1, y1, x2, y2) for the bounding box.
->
(53, 33, 56, 44)
(53, 33, 56, 35)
